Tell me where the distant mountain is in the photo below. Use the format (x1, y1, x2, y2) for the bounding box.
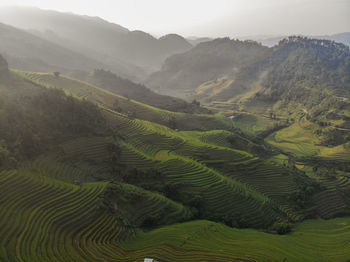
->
(254, 32, 350, 47)
(313, 32, 350, 47)
(0, 22, 145, 79)
(254, 37, 350, 98)
(148, 36, 350, 99)
(147, 38, 268, 97)
(0, 6, 193, 74)
(186, 37, 213, 46)
(0, 22, 107, 74)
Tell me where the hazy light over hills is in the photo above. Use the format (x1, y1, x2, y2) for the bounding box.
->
(0, 0, 349, 37)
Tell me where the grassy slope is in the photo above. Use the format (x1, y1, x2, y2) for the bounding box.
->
(1, 168, 350, 262)
(15, 71, 232, 131)
(15, 71, 316, 222)
(266, 119, 350, 160)
(121, 217, 350, 262)
(39, 113, 298, 227)
(1, 69, 349, 261)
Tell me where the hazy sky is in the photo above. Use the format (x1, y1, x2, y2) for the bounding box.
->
(0, 0, 349, 37)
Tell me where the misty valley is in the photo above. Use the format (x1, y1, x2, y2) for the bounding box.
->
(0, 3, 350, 262)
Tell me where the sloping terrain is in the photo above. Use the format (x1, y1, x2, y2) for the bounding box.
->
(147, 38, 268, 97)
(149, 36, 350, 162)
(0, 22, 145, 80)
(1, 54, 350, 261)
(85, 69, 210, 114)
(0, 6, 193, 73)
(256, 32, 350, 47)
(0, 23, 103, 72)
(16, 70, 230, 130)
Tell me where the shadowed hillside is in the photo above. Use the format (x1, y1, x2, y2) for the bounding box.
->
(147, 38, 269, 97)
(0, 22, 146, 80)
(0, 6, 193, 74)
(86, 69, 210, 114)
(1, 48, 350, 261)
(0, 2, 350, 259)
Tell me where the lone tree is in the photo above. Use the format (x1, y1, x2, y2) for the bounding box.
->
(53, 71, 60, 78)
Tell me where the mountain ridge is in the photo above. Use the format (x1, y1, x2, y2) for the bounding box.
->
(0, 6, 193, 74)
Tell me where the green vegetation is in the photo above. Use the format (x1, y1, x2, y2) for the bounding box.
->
(15, 70, 232, 131)
(120, 218, 350, 262)
(266, 119, 350, 160)
(1, 36, 350, 262)
(89, 69, 209, 114)
(1, 164, 350, 261)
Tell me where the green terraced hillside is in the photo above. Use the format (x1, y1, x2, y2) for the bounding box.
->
(1, 169, 350, 262)
(1, 65, 350, 262)
(16, 71, 232, 131)
(120, 217, 350, 262)
(266, 119, 350, 160)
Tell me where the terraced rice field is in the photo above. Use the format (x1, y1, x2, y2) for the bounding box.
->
(266, 120, 350, 160)
(0, 170, 128, 262)
(2, 167, 350, 261)
(107, 183, 192, 226)
(0, 170, 190, 262)
(46, 109, 305, 226)
(2, 70, 350, 261)
(198, 130, 233, 147)
(15, 71, 232, 131)
(115, 114, 301, 209)
(21, 108, 302, 228)
(121, 218, 350, 262)
(0, 170, 236, 261)
(312, 176, 350, 218)
(229, 113, 276, 136)
(157, 157, 279, 228)
(112, 113, 305, 224)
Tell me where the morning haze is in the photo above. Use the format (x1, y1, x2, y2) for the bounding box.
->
(0, 0, 349, 37)
(0, 1, 350, 261)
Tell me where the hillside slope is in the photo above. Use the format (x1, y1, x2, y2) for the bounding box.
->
(256, 32, 350, 47)
(0, 23, 103, 72)
(0, 22, 146, 80)
(148, 37, 350, 155)
(10, 67, 343, 224)
(1, 55, 350, 261)
(16, 71, 229, 130)
(0, 6, 193, 73)
(86, 69, 210, 114)
(147, 38, 269, 97)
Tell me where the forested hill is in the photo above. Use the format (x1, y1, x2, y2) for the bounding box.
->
(258, 36, 350, 99)
(148, 36, 350, 102)
(147, 38, 269, 96)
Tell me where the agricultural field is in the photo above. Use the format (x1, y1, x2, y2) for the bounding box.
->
(15, 71, 233, 132)
(266, 119, 350, 160)
(0, 8, 350, 261)
(229, 112, 278, 137)
(1, 168, 350, 262)
(1, 68, 350, 262)
(121, 217, 350, 262)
